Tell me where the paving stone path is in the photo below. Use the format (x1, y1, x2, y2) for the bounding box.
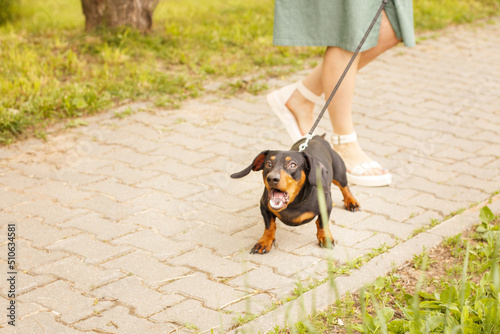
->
(1, 19, 499, 333)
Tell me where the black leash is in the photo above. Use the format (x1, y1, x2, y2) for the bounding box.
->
(299, 0, 389, 152)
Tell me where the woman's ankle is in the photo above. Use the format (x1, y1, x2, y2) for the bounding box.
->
(285, 90, 315, 135)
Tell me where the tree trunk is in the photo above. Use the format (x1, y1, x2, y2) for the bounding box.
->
(81, 0, 159, 32)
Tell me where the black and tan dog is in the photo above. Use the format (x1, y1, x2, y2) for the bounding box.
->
(231, 135, 360, 254)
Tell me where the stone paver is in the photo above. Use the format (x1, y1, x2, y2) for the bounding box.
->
(47, 234, 131, 264)
(75, 305, 179, 333)
(101, 250, 191, 288)
(11, 239, 67, 271)
(17, 280, 114, 324)
(92, 276, 184, 317)
(33, 256, 124, 292)
(9, 198, 87, 225)
(161, 273, 248, 310)
(224, 293, 274, 317)
(112, 228, 194, 260)
(0, 270, 55, 296)
(1, 19, 499, 333)
(150, 299, 233, 332)
(177, 224, 254, 256)
(60, 212, 138, 241)
(227, 266, 297, 298)
(70, 194, 145, 219)
(169, 247, 251, 278)
(16, 218, 79, 248)
(119, 209, 200, 237)
(2, 312, 80, 334)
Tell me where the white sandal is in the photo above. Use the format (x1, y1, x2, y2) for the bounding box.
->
(267, 81, 324, 142)
(331, 132, 392, 187)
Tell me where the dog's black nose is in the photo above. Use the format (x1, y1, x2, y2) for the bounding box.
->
(267, 173, 280, 186)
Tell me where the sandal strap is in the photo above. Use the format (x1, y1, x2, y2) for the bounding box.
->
(297, 80, 324, 105)
(331, 132, 357, 145)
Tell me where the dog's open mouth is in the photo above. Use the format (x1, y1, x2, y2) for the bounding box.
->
(268, 188, 289, 210)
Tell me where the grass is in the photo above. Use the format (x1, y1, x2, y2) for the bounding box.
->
(1, 0, 500, 144)
(276, 206, 500, 333)
(414, 0, 500, 30)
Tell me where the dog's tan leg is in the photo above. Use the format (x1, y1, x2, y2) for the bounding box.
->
(332, 180, 360, 212)
(316, 219, 335, 248)
(250, 216, 276, 254)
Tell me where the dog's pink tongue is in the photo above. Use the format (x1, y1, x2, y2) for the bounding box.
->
(269, 190, 287, 210)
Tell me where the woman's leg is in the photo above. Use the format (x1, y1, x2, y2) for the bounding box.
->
(322, 46, 378, 173)
(323, 10, 399, 175)
(286, 11, 400, 138)
(359, 10, 401, 69)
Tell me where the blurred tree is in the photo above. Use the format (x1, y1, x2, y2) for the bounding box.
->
(81, 0, 159, 31)
(0, 0, 18, 25)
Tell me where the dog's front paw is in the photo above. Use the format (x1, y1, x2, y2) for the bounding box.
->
(344, 197, 361, 212)
(316, 219, 335, 249)
(318, 236, 335, 249)
(250, 239, 275, 254)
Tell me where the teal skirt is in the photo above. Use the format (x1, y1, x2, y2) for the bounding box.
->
(273, 0, 415, 51)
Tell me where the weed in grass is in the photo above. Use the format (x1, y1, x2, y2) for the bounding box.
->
(410, 225, 427, 237)
(410, 218, 443, 238)
(293, 281, 306, 297)
(222, 79, 268, 96)
(233, 313, 257, 326)
(183, 322, 199, 331)
(367, 243, 389, 259)
(444, 207, 466, 221)
(412, 247, 435, 271)
(66, 119, 89, 128)
(430, 218, 440, 228)
(34, 130, 47, 141)
(114, 107, 135, 119)
(443, 233, 463, 248)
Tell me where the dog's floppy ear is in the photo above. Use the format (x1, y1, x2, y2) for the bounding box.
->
(231, 150, 269, 179)
(302, 152, 329, 191)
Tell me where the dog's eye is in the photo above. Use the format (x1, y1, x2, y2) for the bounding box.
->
(289, 162, 297, 169)
(266, 161, 272, 168)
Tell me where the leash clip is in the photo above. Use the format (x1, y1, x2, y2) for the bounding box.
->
(299, 133, 314, 152)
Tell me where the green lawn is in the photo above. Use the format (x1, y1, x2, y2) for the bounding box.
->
(0, 0, 499, 143)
